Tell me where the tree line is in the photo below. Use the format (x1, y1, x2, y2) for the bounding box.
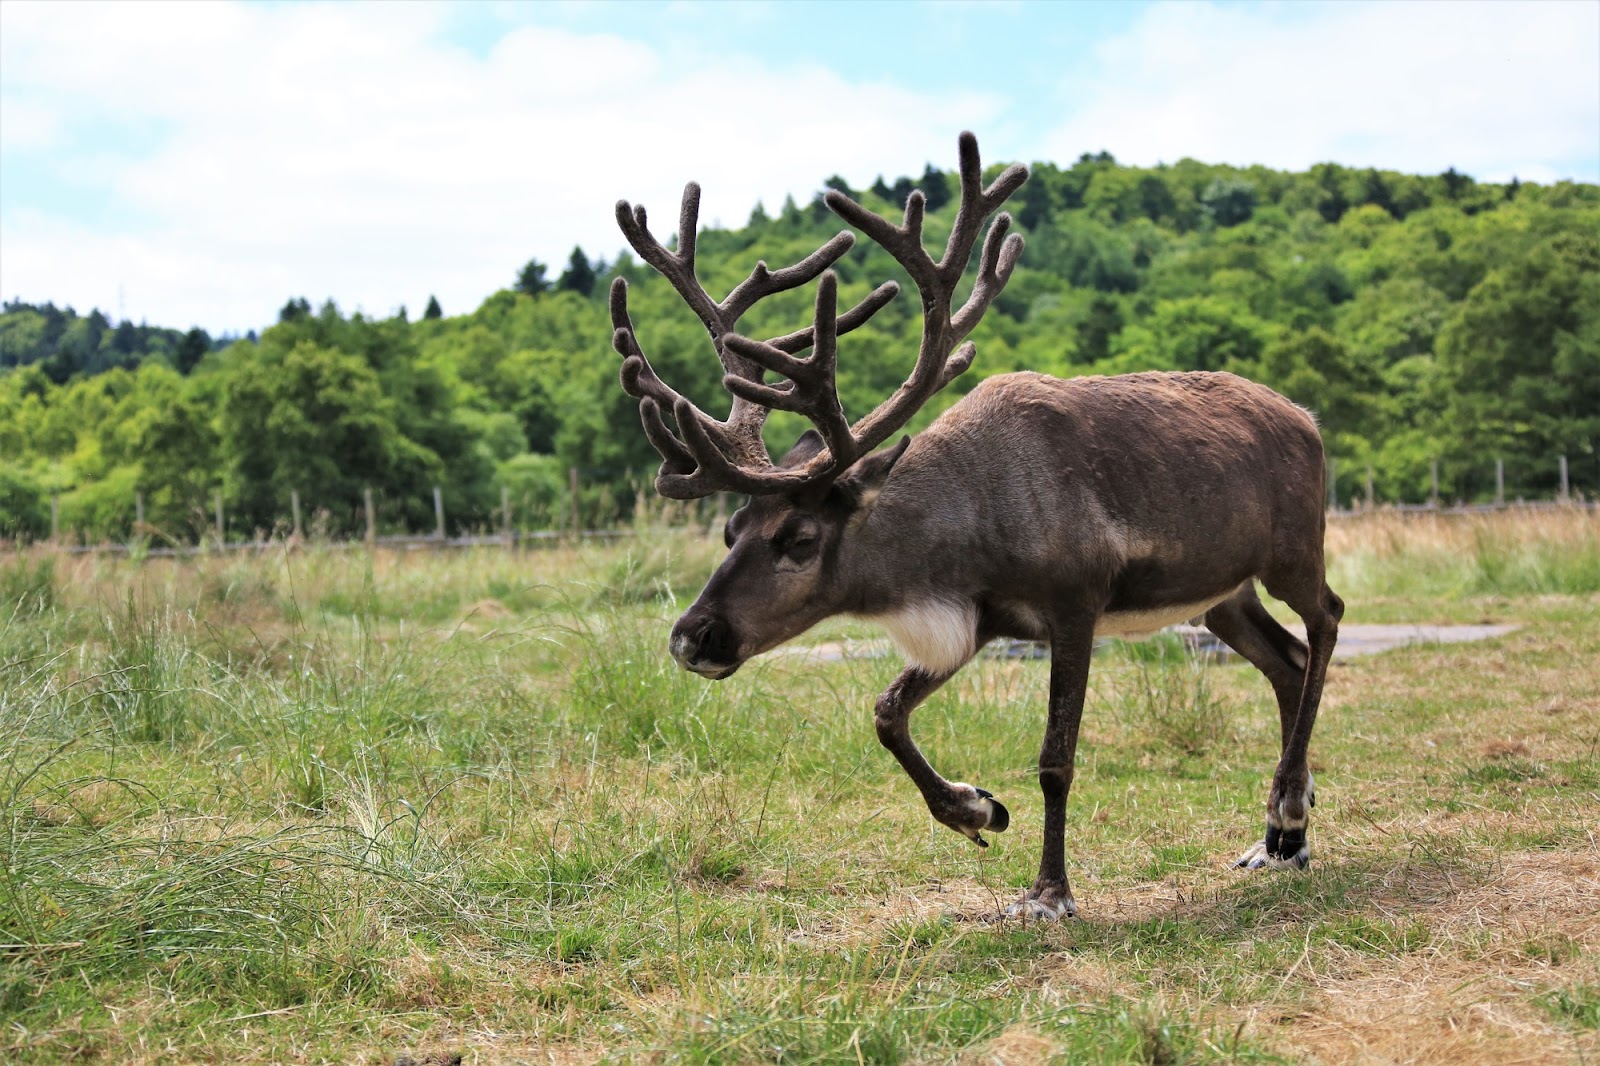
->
(2, 153, 1597, 542)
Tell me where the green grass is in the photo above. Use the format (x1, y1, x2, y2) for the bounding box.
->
(1, 525, 1597, 1063)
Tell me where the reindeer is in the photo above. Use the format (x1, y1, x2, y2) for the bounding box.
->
(608, 133, 1342, 919)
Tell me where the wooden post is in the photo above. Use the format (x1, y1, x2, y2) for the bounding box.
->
(1365, 466, 1375, 511)
(213, 491, 224, 544)
(501, 485, 512, 548)
(433, 485, 445, 540)
(50, 494, 60, 542)
(569, 467, 581, 537)
(135, 491, 145, 530)
(291, 489, 303, 539)
(1429, 459, 1439, 509)
(364, 488, 376, 547)
(1326, 456, 1337, 512)
(1494, 457, 1505, 507)
(1558, 455, 1569, 503)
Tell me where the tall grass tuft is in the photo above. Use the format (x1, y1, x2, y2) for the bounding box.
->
(0, 553, 56, 616)
(1103, 635, 1235, 758)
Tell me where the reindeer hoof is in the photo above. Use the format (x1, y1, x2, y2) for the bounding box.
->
(947, 783, 1009, 846)
(1233, 839, 1311, 871)
(974, 788, 1010, 833)
(1004, 886, 1077, 921)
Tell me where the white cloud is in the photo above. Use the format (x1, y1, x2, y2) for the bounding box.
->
(0, 1, 1000, 333)
(3, 0, 1595, 335)
(1038, 0, 1599, 183)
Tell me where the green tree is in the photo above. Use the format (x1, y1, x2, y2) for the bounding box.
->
(1437, 231, 1600, 493)
(137, 395, 220, 536)
(515, 259, 550, 297)
(558, 247, 597, 297)
(918, 164, 951, 211)
(219, 340, 427, 532)
(1202, 177, 1258, 227)
(175, 328, 210, 375)
(279, 297, 312, 323)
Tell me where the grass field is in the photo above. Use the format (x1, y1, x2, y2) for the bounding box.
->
(2, 509, 1597, 1064)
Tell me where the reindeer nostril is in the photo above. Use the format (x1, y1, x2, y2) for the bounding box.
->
(671, 611, 739, 669)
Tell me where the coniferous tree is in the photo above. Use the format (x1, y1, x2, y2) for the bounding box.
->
(822, 175, 856, 199)
(175, 328, 209, 374)
(557, 247, 596, 297)
(423, 295, 443, 320)
(515, 259, 550, 297)
(918, 165, 951, 211)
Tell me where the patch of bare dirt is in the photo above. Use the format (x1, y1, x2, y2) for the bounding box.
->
(1262, 849, 1600, 1066)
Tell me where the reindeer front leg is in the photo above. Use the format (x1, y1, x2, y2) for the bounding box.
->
(874, 665, 1011, 847)
(1006, 612, 1096, 920)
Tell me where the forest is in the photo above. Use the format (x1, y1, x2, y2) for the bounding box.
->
(2, 152, 1597, 542)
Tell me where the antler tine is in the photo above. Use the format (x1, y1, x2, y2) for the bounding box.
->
(722, 272, 856, 470)
(763, 280, 899, 354)
(611, 276, 750, 489)
(938, 132, 1029, 286)
(720, 231, 855, 323)
(615, 188, 726, 348)
(950, 211, 1025, 339)
(819, 131, 1030, 460)
(824, 187, 942, 294)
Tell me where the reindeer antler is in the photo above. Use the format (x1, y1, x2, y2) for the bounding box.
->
(612, 131, 1027, 499)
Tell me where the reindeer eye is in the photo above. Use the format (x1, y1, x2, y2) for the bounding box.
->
(774, 518, 821, 563)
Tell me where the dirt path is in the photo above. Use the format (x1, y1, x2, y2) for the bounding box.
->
(779, 623, 1522, 664)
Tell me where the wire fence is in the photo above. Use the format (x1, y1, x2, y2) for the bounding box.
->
(7, 455, 1593, 558)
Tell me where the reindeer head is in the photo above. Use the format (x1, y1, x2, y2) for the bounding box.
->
(610, 133, 1028, 677)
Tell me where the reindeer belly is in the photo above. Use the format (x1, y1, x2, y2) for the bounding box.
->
(1095, 586, 1243, 639)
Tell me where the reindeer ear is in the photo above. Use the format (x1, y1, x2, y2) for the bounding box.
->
(779, 429, 827, 468)
(833, 436, 910, 509)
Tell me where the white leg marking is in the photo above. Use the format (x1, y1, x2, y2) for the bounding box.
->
(1237, 773, 1315, 870)
(1233, 840, 1309, 871)
(1004, 894, 1077, 921)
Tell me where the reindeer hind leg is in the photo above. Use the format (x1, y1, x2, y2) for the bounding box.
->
(1204, 584, 1316, 869)
(1247, 572, 1343, 870)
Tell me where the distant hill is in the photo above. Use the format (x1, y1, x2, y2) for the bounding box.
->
(3, 153, 1596, 541)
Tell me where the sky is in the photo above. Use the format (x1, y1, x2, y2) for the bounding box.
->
(2, 0, 1597, 337)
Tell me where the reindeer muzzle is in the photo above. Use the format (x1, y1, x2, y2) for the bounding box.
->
(669, 611, 742, 680)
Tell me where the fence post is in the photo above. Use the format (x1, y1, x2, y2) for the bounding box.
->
(1365, 466, 1375, 511)
(364, 488, 376, 547)
(1494, 458, 1505, 507)
(213, 491, 224, 545)
(1326, 456, 1337, 512)
(1429, 459, 1439, 509)
(433, 486, 445, 540)
(501, 485, 512, 548)
(291, 489, 303, 539)
(135, 491, 145, 530)
(569, 467, 581, 538)
(50, 494, 60, 542)
(1559, 455, 1569, 503)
